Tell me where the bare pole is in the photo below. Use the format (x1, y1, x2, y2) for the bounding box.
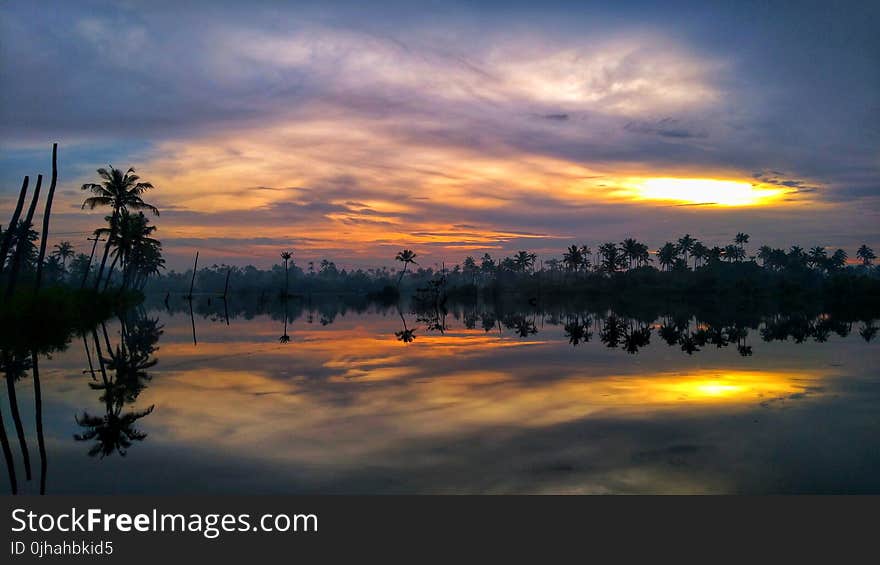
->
(34, 143, 59, 292)
(223, 266, 231, 299)
(31, 350, 47, 495)
(5, 174, 43, 298)
(187, 251, 199, 299)
(0, 176, 29, 274)
(81, 234, 105, 289)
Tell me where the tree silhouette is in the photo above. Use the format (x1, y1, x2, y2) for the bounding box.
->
(280, 250, 293, 297)
(691, 241, 708, 268)
(657, 242, 678, 271)
(395, 311, 416, 343)
(52, 241, 74, 272)
(677, 234, 696, 267)
(856, 244, 875, 266)
(562, 245, 583, 274)
(81, 166, 158, 290)
(513, 250, 537, 273)
(808, 246, 827, 270)
(395, 249, 418, 288)
(735, 232, 750, 254)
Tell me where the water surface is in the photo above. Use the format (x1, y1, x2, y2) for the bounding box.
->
(2, 297, 878, 494)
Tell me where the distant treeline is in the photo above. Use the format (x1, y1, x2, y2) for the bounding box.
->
(145, 234, 879, 306)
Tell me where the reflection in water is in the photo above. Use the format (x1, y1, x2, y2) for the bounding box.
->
(1, 295, 879, 494)
(74, 315, 161, 458)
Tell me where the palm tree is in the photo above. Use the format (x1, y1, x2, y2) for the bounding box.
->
(808, 246, 827, 270)
(620, 238, 641, 270)
(757, 245, 773, 267)
(828, 248, 847, 271)
(562, 245, 583, 273)
(734, 232, 750, 254)
(598, 242, 625, 273)
(395, 249, 418, 287)
(280, 250, 293, 297)
(788, 245, 807, 267)
(856, 244, 876, 266)
(52, 241, 75, 272)
(513, 250, 537, 273)
(677, 234, 696, 267)
(395, 311, 416, 343)
(724, 243, 745, 262)
(578, 245, 592, 272)
(81, 166, 158, 290)
(103, 211, 159, 290)
(691, 241, 708, 269)
(657, 242, 678, 271)
(634, 242, 651, 267)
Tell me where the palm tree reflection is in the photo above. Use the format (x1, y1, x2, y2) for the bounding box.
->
(395, 310, 416, 343)
(74, 314, 161, 458)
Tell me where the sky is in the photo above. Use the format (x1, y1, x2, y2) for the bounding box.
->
(1, 0, 878, 270)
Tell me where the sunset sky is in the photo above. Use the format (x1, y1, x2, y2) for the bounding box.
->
(1, 0, 878, 270)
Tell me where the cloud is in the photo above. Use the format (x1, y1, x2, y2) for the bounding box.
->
(0, 0, 878, 267)
(624, 118, 708, 139)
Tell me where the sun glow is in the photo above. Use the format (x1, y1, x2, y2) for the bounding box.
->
(627, 178, 788, 206)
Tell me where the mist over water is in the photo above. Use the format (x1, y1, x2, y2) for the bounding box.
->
(2, 296, 879, 494)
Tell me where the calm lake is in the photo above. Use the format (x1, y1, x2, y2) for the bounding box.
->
(2, 296, 879, 494)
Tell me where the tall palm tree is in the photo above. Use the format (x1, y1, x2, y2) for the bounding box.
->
(562, 245, 583, 273)
(691, 241, 708, 269)
(107, 212, 159, 290)
(677, 234, 696, 267)
(657, 242, 678, 271)
(81, 166, 158, 290)
(52, 240, 75, 272)
(620, 238, 641, 270)
(856, 244, 876, 266)
(734, 232, 750, 253)
(395, 249, 418, 287)
(598, 242, 624, 273)
(280, 250, 293, 297)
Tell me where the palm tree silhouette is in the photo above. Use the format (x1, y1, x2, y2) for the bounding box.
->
(395, 310, 416, 343)
(620, 238, 641, 269)
(828, 248, 848, 271)
(513, 250, 537, 273)
(395, 249, 418, 288)
(280, 250, 293, 297)
(735, 232, 750, 255)
(52, 240, 75, 272)
(691, 241, 707, 269)
(81, 166, 158, 290)
(856, 244, 875, 266)
(562, 245, 583, 274)
(74, 316, 161, 458)
(677, 234, 696, 267)
(657, 242, 678, 271)
(104, 211, 160, 290)
(564, 314, 592, 346)
(807, 246, 827, 270)
(74, 406, 155, 458)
